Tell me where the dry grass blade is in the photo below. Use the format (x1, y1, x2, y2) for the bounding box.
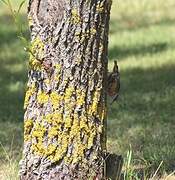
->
(150, 161, 163, 180)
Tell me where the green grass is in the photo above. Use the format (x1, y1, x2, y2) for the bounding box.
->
(0, 0, 175, 179)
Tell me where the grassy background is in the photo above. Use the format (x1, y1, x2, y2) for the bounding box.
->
(0, 0, 175, 179)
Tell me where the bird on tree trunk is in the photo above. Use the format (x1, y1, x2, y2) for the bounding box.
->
(107, 61, 120, 105)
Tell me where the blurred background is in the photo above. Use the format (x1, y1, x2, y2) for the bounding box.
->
(0, 0, 175, 179)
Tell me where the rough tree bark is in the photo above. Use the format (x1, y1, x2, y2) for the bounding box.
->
(19, 0, 114, 179)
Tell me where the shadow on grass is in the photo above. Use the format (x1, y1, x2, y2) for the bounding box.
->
(110, 18, 175, 35)
(0, 64, 26, 121)
(109, 42, 168, 60)
(0, 14, 28, 122)
(0, 29, 18, 47)
(108, 64, 175, 171)
(0, 63, 26, 161)
(0, 13, 28, 158)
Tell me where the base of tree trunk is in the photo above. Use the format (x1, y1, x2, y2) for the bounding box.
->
(19, 153, 123, 180)
(105, 153, 123, 180)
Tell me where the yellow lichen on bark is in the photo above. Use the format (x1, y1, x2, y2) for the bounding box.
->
(50, 91, 62, 109)
(24, 119, 33, 141)
(24, 86, 106, 165)
(24, 83, 36, 109)
(88, 89, 101, 116)
(28, 15, 33, 27)
(76, 89, 86, 106)
(71, 8, 81, 24)
(54, 64, 62, 82)
(37, 91, 49, 104)
(29, 36, 45, 70)
(96, 1, 105, 13)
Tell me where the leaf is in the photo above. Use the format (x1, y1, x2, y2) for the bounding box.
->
(0, 0, 8, 5)
(17, 0, 26, 13)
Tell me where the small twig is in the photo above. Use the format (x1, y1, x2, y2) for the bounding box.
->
(1, 0, 29, 48)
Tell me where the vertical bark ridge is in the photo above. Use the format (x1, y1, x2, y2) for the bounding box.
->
(20, 0, 112, 179)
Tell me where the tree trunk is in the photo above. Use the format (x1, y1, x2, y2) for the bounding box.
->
(19, 0, 112, 179)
